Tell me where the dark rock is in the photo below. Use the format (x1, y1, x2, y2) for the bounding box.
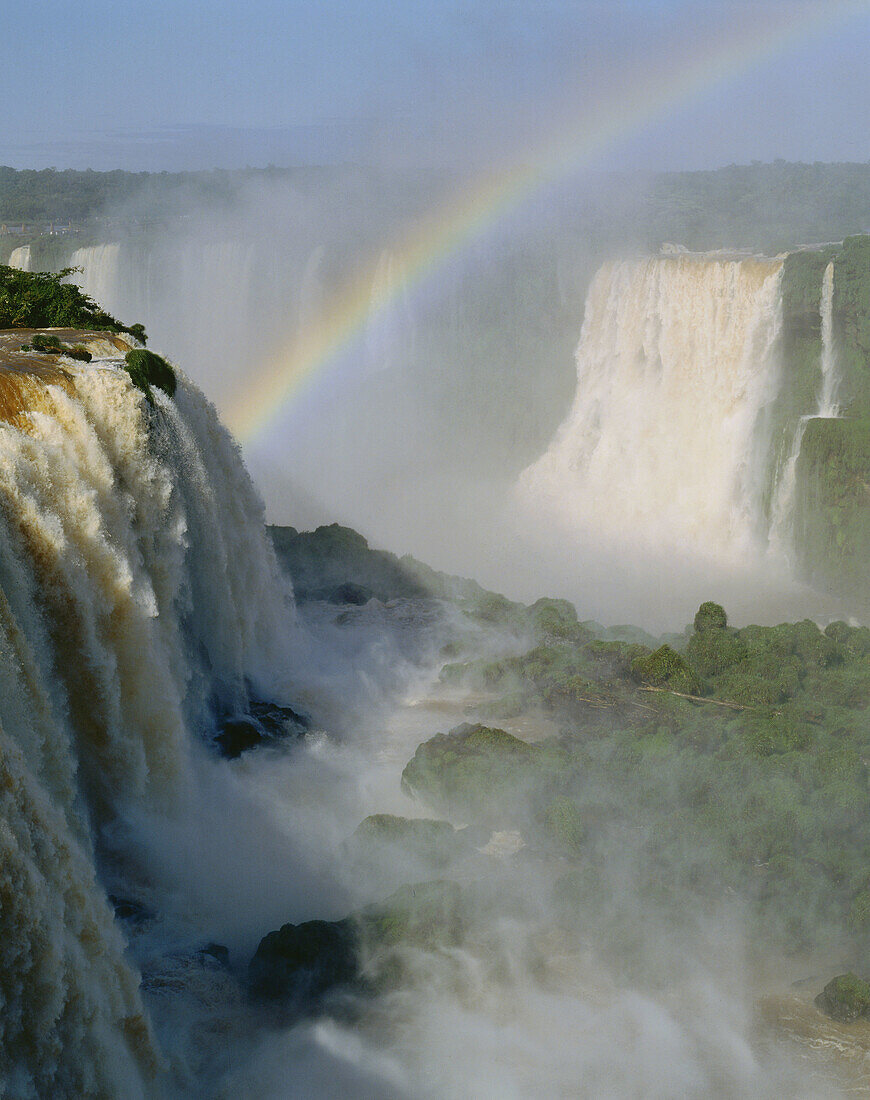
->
(215, 716, 265, 759)
(198, 942, 230, 967)
(216, 700, 309, 758)
(109, 895, 156, 925)
(268, 523, 429, 603)
(249, 699, 309, 739)
(249, 918, 359, 1003)
(310, 582, 374, 605)
(249, 880, 467, 1005)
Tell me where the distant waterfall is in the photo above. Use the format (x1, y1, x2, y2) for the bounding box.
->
(769, 259, 841, 554)
(7, 244, 31, 270)
(818, 261, 840, 418)
(518, 254, 785, 562)
(0, 348, 299, 1093)
(70, 243, 123, 310)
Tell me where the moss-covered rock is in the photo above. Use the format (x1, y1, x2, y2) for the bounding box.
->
(351, 814, 465, 868)
(30, 332, 63, 353)
(123, 348, 177, 402)
(814, 973, 870, 1022)
(268, 523, 429, 603)
(401, 723, 539, 822)
(357, 880, 465, 951)
(528, 597, 593, 644)
(686, 630, 746, 679)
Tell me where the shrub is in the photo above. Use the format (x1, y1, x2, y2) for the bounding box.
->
(0, 264, 146, 339)
(30, 332, 63, 353)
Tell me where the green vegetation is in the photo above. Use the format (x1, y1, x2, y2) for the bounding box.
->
(814, 973, 870, 1022)
(19, 332, 92, 361)
(123, 348, 176, 403)
(28, 332, 62, 353)
(630, 644, 704, 695)
(405, 602, 870, 953)
(3, 161, 870, 252)
(832, 236, 870, 417)
(254, 519, 870, 1029)
(0, 263, 146, 339)
(794, 416, 870, 596)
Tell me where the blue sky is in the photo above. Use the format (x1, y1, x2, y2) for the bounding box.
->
(2, 1, 868, 171)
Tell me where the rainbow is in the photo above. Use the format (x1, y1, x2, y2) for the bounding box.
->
(229, 0, 868, 445)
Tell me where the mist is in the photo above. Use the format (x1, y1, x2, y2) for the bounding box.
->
(2, 1, 869, 1095)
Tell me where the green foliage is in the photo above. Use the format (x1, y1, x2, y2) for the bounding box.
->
(686, 628, 746, 678)
(794, 416, 870, 595)
(20, 333, 92, 362)
(30, 332, 62, 352)
(123, 348, 176, 403)
(693, 601, 728, 633)
(527, 597, 593, 644)
(0, 264, 145, 338)
(539, 797, 586, 856)
(631, 644, 704, 695)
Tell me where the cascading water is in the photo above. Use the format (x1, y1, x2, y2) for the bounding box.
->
(7, 245, 31, 271)
(518, 253, 786, 563)
(818, 260, 840, 418)
(70, 243, 124, 316)
(769, 259, 841, 557)
(0, 342, 300, 1095)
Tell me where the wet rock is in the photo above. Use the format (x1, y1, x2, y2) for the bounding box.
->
(249, 918, 359, 1003)
(214, 716, 265, 758)
(250, 880, 466, 1005)
(109, 895, 156, 925)
(249, 699, 309, 739)
(215, 700, 309, 758)
(198, 942, 230, 967)
(311, 581, 374, 605)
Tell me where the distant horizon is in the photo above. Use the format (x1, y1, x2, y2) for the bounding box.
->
(3, 152, 870, 177)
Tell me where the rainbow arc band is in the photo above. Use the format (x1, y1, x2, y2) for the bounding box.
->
(227, 0, 868, 446)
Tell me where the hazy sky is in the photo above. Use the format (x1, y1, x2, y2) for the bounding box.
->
(2, 1, 869, 172)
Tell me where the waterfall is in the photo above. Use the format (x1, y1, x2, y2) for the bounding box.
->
(518, 254, 785, 563)
(0, 346, 299, 1093)
(69, 243, 124, 312)
(769, 259, 841, 556)
(818, 260, 840, 418)
(7, 245, 31, 271)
